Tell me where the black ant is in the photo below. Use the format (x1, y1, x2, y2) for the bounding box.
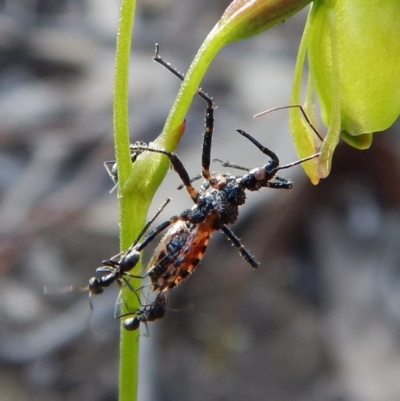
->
(119, 292, 168, 332)
(85, 197, 171, 301)
(116, 45, 320, 292)
(103, 141, 148, 193)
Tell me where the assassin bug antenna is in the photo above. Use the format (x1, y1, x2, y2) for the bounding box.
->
(254, 104, 324, 142)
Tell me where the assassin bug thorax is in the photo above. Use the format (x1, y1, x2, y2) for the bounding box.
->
(114, 44, 321, 293)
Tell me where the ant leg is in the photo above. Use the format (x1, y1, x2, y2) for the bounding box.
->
(221, 225, 259, 269)
(254, 104, 323, 142)
(152, 44, 215, 181)
(236, 129, 280, 168)
(130, 145, 199, 202)
(114, 282, 144, 318)
(104, 161, 118, 184)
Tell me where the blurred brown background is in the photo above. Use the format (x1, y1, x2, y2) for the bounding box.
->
(1, 1, 400, 401)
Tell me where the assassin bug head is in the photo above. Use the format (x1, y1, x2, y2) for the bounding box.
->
(235, 129, 320, 192)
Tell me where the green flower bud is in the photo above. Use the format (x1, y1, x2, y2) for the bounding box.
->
(291, 0, 400, 181)
(217, 0, 311, 43)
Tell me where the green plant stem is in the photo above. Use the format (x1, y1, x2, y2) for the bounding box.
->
(113, 1, 139, 401)
(114, 1, 314, 400)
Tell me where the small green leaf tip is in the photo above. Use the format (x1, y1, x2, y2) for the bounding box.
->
(218, 0, 311, 43)
(291, 0, 400, 179)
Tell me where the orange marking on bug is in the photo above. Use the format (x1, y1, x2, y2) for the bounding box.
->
(162, 210, 219, 290)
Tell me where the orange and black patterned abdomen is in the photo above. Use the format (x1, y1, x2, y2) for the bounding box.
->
(148, 211, 219, 291)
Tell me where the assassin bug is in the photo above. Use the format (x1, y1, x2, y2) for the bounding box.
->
(114, 44, 321, 293)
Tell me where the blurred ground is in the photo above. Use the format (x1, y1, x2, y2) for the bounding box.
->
(1, 1, 400, 401)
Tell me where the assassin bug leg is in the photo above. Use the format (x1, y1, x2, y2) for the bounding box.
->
(153, 44, 214, 181)
(213, 159, 250, 172)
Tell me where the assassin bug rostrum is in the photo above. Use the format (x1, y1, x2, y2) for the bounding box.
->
(110, 44, 321, 294)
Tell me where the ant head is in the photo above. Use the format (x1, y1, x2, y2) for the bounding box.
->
(110, 163, 118, 183)
(88, 277, 104, 295)
(122, 317, 140, 331)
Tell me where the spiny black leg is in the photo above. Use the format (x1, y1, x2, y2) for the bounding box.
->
(135, 215, 180, 253)
(266, 179, 293, 189)
(153, 44, 213, 106)
(236, 129, 280, 168)
(130, 197, 171, 249)
(213, 158, 250, 172)
(221, 225, 259, 269)
(152, 43, 215, 182)
(131, 145, 198, 202)
(201, 104, 214, 181)
(177, 173, 203, 190)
